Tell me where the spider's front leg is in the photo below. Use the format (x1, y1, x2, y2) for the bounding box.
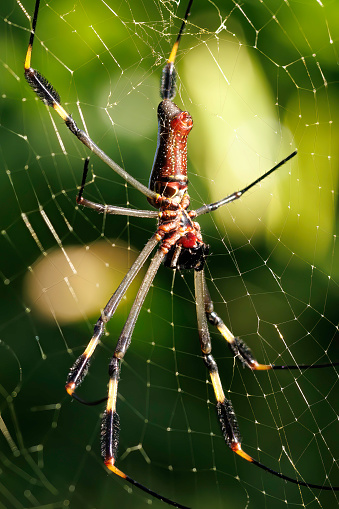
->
(24, 0, 159, 203)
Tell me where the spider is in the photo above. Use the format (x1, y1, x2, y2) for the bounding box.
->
(25, 1, 339, 507)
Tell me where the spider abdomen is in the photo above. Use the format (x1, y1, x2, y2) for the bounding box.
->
(148, 99, 193, 206)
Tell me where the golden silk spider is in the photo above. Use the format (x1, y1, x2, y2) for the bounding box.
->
(24, 1, 338, 507)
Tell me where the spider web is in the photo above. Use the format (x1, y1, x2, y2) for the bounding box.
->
(0, 1, 338, 508)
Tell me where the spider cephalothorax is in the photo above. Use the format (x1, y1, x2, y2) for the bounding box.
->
(164, 240, 209, 271)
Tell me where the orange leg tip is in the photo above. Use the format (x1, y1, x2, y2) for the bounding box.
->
(65, 382, 75, 396)
(231, 443, 254, 463)
(105, 458, 127, 479)
(251, 361, 272, 371)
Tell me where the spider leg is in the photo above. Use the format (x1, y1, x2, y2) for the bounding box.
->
(195, 150, 297, 217)
(112, 248, 165, 360)
(24, 0, 159, 203)
(194, 269, 339, 491)
(202, 274, 339, 370)
(101, 356, 188, 509)
(161, 0, 193, 100)
(101, 249, 189, 507)
(201, 275, 270, 370)
(76, 158, 159, 218)
(65, 234, 159, 400)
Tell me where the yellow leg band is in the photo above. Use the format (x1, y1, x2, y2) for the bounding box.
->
(210, 370, 225, 403)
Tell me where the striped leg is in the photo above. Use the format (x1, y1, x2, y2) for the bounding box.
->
(99, 249, 191, 507)
(101, 356, 188, 508)
(102, 248, 165, 469)
(65, 234, 159, 399)
(194, 269, 245, 456)
(201, 276, 271, 371)
(202, 275, 338, 371)
(24, 0, 159, 203)
(195, 269, 339, 490)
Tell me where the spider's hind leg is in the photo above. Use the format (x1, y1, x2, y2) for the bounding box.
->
(194, 268, 254, 458)
(65, 235, 160, 401)
(201, 276, 272, 371)
(202, 275, 339, 371)
(194, 269, 339, 491)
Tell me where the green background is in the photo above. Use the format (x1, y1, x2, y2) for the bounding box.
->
(0, 1, 338, 508)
